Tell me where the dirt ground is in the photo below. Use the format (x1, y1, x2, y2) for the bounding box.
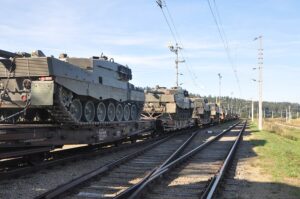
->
(216, 126, 300, 199)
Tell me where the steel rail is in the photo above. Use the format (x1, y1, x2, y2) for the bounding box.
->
(127, 121, 242, 199)
(34, 134, 176, 199)
(34, 121, 238, 199)
(203, 121, 247, 199)
(114, 128, 200, 199)
(0, 131, 168, 180)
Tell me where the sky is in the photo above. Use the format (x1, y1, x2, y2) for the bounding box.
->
(0, 0, 299, 103)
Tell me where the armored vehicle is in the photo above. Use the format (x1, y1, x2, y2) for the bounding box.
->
(219, 105, 226, 122)
(0, 49, 144, 124)
(190, 97, 211, 125)
(142, 86, 193, 129)
(208, 103, 220, 123)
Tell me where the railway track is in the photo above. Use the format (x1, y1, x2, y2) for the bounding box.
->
(126, 121, 246, 199)
(35, 121, 242, 199)
(0, 129, 168, 180)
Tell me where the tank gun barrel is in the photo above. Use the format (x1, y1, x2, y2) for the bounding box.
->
(0, 49, 30, 59)
(0, 49, 18, 59)
(145, 90, 164, 95)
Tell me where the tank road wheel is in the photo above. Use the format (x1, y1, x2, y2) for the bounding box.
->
(130, 104, 138, 121)
(69, 99, 82, 122)
(83, 101, 95, 122)
(107, 102, 116, 122)
(116, 103, 124, 121)
(59, 87, 73, 107)
(96, 102, 106, 122)
(123, 104, 130, 121)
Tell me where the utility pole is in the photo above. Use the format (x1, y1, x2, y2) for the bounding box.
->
(169, 43, 185, 87)
(218, 73, 222, 105)
(248, 105, 251, 119)
(230, 92, 233, 115)
(254, 36, 263, 130)
(289, 105, 291, 121)
(251, 99, 254, 122)
(286, 109, 288, 122)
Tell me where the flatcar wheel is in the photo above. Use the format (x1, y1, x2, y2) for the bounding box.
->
(107, 102, 116, 122)
(69, 99, 82, 122)
(96, 102, 106, 122)
(83, 101, 95, 122)
(123, 104, 130, 121)
(130, 104, 138, 120)
(116, 103, 123, 121)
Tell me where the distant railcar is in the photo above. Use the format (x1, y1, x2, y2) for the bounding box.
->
(190, 97, 211, 126)
(142, 86, 194, 130)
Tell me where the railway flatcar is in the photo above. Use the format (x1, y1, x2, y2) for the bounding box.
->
(0, 48, 237, 148)
(0, 49, 152, 148)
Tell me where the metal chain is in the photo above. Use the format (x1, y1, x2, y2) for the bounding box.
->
(0, 57, 33, 122)
(0, 101, 31, 122)
(0, 57, 15, 108)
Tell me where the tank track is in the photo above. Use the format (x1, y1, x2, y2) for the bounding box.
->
(171, 106, 193, 120)
(49, 88, 144, 126)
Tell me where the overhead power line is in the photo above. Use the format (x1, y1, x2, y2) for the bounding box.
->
(156, 0, 206, 93)
(156, 0, 178, 44)
(164, 4, 201, 89)
(206, 0, 242, 97)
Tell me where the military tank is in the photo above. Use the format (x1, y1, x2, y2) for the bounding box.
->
(142, 86, 193, 129)
(0, 49, 144, 124)
(219, 105, 226, 122)
(190, 97, 211, 126)
(208, 103, 220, 123)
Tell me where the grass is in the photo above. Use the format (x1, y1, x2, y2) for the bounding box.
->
(290, 118, 300, 126)
(249, 122, 300, 196)
(263, 120, 300, 141)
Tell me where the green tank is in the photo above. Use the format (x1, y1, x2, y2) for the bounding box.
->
(0, 49, 144, 124)
(208, 103, 220, 123)
(190, 97, 211, 125)
(142, 86, 193, 129)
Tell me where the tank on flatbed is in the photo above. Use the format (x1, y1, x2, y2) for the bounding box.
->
(0, 49, 144, 124)
(190, 97, 211, 125)
(208, 103, 220, 123)
(142, 86, 193, 129)
(219, 105, 226, 121)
